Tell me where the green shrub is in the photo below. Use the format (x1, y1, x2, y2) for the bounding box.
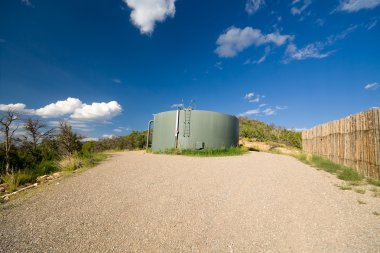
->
(35, 160, 59, 176)
(0, 170, 34, 192)
(367, 178, 380, 187)
(310, 156, 341, 173)
(337, 168, 362, 181)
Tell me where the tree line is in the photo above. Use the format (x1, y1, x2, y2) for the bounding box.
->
(0, 109, 146, 189)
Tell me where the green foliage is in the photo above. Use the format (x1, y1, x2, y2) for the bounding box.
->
(156, 147, 248, 157)
(0, 170, 34, 192)
(87, 131, 147, 153)
(35, 160, 59, 176)
(0, 119, 112, 192)
(295, 153, 363, 182)
(239, 117, 302, 149)
(367, 178, 380, 187)
(337, 168, 362, 181)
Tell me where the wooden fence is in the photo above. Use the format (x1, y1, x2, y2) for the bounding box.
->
(302, 108, 380, 179)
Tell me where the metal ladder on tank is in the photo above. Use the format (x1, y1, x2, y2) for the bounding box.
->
(183, 109, 191, 137)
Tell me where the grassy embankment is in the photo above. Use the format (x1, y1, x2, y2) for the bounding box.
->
(239, 117, 380, 193)
(1, 152, 108, 193)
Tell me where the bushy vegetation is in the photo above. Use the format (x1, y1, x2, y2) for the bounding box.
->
(155, 147, 248, 157)
(239, 117, 302, 149)
(0, 109, 146, 193)
(82, 131, 146, 153)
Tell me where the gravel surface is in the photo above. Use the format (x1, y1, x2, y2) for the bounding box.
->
(1, 151, 380, 252)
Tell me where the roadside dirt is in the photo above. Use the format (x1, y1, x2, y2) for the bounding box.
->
(1, 151, 379, 252)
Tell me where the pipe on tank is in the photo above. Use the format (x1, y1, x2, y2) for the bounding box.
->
(175, 109, 180, 149)
(146, 120, 154, 150)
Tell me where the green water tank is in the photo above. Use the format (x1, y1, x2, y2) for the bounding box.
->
(150, 109, 239, 152)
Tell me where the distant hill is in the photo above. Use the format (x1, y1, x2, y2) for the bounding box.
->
(239, 117, 302, 149)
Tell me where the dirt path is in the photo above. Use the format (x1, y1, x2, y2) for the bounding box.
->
(1, 151, 379, 252)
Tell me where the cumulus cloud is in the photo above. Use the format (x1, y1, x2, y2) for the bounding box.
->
(291, 0, 312, 15)
(123, 0, 176, 34)
(364, 82, 379, 90)
(245, 0, 265, 14)
(71, 101, 122, 121)
(215, 27, 292, 58)
(1, 98, 122, 122)
(338, 0, 380, 12)
(0, 103, 27, 112)
(35, 98, 83, 118)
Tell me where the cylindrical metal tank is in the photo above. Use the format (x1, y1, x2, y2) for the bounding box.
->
(150, 109, 239, 152)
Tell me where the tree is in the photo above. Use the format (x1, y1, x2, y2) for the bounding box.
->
(0, 109, 21, 174)
(22, 118, 55, 153)
(58, 121, 82, 156)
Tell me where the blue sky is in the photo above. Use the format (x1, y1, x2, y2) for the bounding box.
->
(0, 0, 379, 139)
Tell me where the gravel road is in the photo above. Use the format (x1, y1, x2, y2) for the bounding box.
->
(1, 151, 380, 252)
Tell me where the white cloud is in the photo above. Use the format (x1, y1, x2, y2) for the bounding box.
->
(244, 92, 255, 100)
(245, 0, 265, 14)
(291, 0, 312, 15)
(263, 107, 275, 116)
(256, 46, 271, 64)
(35, 97, 83, 118)
(284, 25, 357, 63)
(364, 82, 379, 90)
(239, 109, 261, 116)
(123, 0, 176, 34)
(1, 98, 122, 122)
(275, 105, 288, 110)
(71, 101, 122, 121)
(170, 103, 184, 108)
(338, 0, 380, 12)
(244, 93, 264, 103)
(249, 97, 260, 103)
(0, 103, 27, 112)
(259, 103, 268, 107)
(215, 27, 292, 58)
(284, 43, 332, 62)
